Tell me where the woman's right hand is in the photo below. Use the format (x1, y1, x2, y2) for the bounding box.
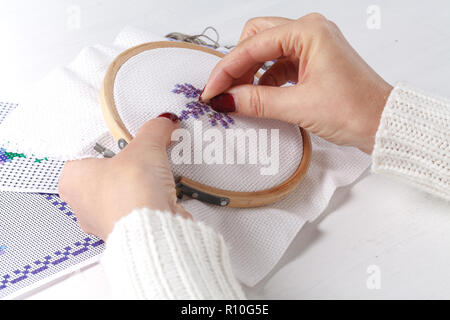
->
(201, 14, 393, 154)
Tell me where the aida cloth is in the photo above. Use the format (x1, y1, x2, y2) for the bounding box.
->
(0, 102, 63, 193)
(0, 27, 371, 286)
(0, 192, 104, 299)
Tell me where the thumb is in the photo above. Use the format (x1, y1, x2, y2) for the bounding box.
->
(209, 84, 302, 123)
(128, 112, 180, 153)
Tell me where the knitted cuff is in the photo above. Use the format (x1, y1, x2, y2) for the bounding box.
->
(372, 82, 450, 201)
(101, 209, 245, 299)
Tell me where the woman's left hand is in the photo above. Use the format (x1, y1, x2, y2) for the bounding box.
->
(58, 113, 191, 240)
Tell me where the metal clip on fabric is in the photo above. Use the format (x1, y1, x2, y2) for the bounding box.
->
(99, 41, 311, 208)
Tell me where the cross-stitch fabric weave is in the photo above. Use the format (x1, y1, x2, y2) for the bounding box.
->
(0, 192, 104, 299)
(114, 48, 303, 191)
(0, 102, 64, 193)
(0, 27, 167, 160)
(0, 27, 371, 286)
(0, 102, 17, 123)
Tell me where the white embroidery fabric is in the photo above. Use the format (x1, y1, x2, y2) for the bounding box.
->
(114, 47, 303, 191)
(0, 27, 371, 286)
(0, 102, 64, 193)
(0, 192, 104, 299)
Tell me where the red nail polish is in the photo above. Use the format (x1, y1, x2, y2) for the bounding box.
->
(209, 93, 236, 113)
(158, 112, 179, 123)
(199, 86, 205, 102)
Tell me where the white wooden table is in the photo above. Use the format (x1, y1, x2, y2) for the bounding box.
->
(1, 0, 449, 299)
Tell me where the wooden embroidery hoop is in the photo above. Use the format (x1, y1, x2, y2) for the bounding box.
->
(100, 41, 311, 208)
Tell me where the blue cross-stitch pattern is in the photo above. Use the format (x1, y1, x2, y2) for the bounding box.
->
(173, 83, 235, 128)
(0, 102, 105, 297)
(41, 193, 78, 222)
(0, 103, 27, 165)
(0, 147, 48, 166)
(180, 101, 210, 120)
(0, 148, 11, 165)
(0, 102, 49, 165)
(172, 83, 202, 98)
(0, 192, 103, 294)
(0, 237, 103, 291)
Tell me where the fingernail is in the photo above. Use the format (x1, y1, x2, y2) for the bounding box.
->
(198, 86, 206, 102)
(158, 112, 179, 123)
(208, 93, 236, 113)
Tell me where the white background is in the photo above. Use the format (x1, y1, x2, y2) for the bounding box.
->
(1, 0, 449, 299)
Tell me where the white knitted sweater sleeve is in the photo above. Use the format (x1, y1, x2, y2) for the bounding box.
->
(100, 83, 448, 300)
(101, 208, 245, 299)
(372, 82, 450, 201)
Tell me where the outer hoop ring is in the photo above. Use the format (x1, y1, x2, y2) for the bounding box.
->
(100, 41, 311, 208)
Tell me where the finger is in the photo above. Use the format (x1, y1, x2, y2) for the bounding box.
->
(58, 158, 104, 201)
(202, 21, 300, 101)
(258, 58, 299, 86)
(120, 113, 180, 167)
(226, 84, 306, 123)
(237, 17, 293, 86)
(229, 61, 264, 87)
(131, 113, 180, 151)
(174, 203, 192, 220)
(239, 16, 293, 42)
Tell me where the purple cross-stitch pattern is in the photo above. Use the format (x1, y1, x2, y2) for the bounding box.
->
(0, 148, 10, 165)
(1, 101, 62, 195)
(0, 147, 49, 166)
(41, 193, 78, 222)
(1, 103, 23, 165)
(208, 112, 234, 128)
(172, 83, 202, 98)
(0, 148, 26, 165)
(172, 83, 235, 128)
(1, 102, 50, 168)
(179, 101, 210, 120)
(0, 191, 105, 297)
(0, 237, 103, 292)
